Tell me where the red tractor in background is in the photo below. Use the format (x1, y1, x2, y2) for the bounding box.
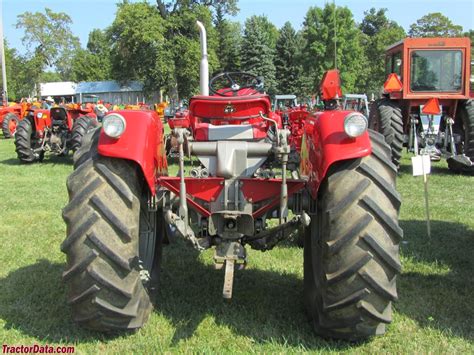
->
(61, 21, 402, 341)
(15, 105, 98, 163)
(273, 94, 310, 152)
(369, 37, 473, 172)
(0, 102, 31, 138)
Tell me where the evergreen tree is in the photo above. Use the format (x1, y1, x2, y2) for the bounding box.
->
(241, 15, 277, 94)
(214, 5, 241, 72)
(274, 22, 302, 96)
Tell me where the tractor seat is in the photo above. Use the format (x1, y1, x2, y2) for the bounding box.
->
(51, 107, 67, 125)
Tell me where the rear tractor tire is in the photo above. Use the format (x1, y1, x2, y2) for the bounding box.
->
(14, 118, 43, 163)
(61, 130, 164, 332)
(2, 113, 19, 138)
(70, 115, 98, 152)
(369, 99, 404, 168)
(304, 130, 402, 340)
(448, 99, 474, 173)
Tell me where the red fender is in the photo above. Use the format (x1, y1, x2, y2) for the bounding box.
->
(97, 110, 168, 194)
(300, 110, 371, 198)
(31, 109, 51, 134)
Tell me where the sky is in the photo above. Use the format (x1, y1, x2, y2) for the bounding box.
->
(1, 0, 473, 54)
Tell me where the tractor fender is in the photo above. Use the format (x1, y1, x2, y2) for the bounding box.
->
(31, 109, 51, 133)
(300, 110, 372, 198)
(97, 110, 167, 195)
(0, 107, 21, 123)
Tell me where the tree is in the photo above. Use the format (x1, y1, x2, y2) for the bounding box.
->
(156, 0, 238, 19)
(359, 8, 406, 96)
(241, 15, 277, 94)
(15, 8, 80, 80)
(463, 29, 474, 57)
(274, 22, 303, 95)
(301, 3, 364, 94)
(0, 40, 45, 100)
(109, 1, 218, 99)
(71, 29, 112, 82)
(214, 5, 241, 72)
(165, 4, 219, 98)
(408, 13, 463, 37)
(108, 1, 174, 95)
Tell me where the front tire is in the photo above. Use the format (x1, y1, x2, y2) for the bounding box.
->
(369, 99, 404, 168)
(304, 130, 402, 340)
(2, 113, 19, 138)
(61, 130, 162, 332)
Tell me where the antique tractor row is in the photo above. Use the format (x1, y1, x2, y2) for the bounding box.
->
(15, 106, 98, 163)
(369, 37, 473, 173)
(61, 22, 402, 341)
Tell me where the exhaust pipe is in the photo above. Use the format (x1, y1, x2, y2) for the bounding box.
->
(196, 21, 209, 96)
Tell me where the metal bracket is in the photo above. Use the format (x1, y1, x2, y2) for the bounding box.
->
(164, 210, 205, 251)
(244, 212, 310, 251)
(214, 241, 247, 299)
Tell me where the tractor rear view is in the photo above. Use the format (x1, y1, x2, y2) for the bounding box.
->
(15, 106, 98, 163)
(61, 21, 402, 341)
(369, 37, 473, 172)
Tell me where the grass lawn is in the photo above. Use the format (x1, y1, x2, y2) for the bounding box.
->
(0, 136, 473, 353)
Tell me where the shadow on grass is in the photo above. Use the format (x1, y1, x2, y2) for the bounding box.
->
(398, 219, 474, 340)
(155, 243, 349, 350)
(1, 219, 472, 346)
(0, 255, 353, 350)
(0, 259, 113, 343)
(0, 155, 74, 166)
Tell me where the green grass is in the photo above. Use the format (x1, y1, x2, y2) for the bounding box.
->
(0, 137, 473, 353)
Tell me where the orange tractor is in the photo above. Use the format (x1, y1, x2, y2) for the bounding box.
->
(369, 37, 473, 172)
(0, 101, 32, 138)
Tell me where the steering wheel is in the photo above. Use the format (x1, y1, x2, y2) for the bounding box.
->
(209, 72, 264, 96)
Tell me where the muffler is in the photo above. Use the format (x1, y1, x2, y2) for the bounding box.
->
(196, 21, 209, 96)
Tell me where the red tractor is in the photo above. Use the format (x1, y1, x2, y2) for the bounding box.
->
(61, 22, 402, 341)
(273, 94, 310, 152)
(0, 102, 30, 138)
(369, 37, 473, 172)
(14, 105, 98, 163)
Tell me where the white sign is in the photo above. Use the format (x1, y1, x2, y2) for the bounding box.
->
(412, 155, 431, 176)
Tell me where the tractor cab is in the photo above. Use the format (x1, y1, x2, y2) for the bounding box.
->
(371, 37, 474, 172)
(384, 37, 471, 100)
